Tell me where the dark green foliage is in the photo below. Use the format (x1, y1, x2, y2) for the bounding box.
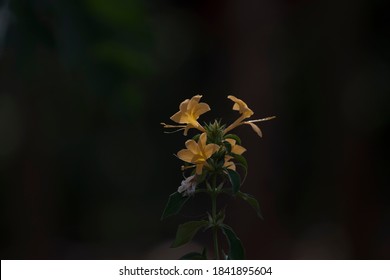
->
(221, 225, 245, 260)
(226, 169, 241, 194)
(171, 220, 208, 248)
(161, 192, 189, 220)
(231, 154, 248, 170)
(237, 191, 263, 219)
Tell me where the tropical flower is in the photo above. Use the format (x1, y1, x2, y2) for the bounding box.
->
(224, 95, 275, 137)
(223, 138, 246, 170)
(161, 95, 210, 136)
(177, 133, 219, 175)
(177, 175, 197, 196)
(228, 95, 254, 118)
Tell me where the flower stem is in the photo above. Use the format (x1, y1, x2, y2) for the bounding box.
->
(213, 225, 219, 260)
(211, 174, 220, 260)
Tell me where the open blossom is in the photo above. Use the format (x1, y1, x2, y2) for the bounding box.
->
(228, 95, 254, 118)
(177, 175, 197, 196)
(223, 138, 246, 171)
(177, 133, 219, 175)
(224, 95, 275, 137)
(161, 95, 210, 136)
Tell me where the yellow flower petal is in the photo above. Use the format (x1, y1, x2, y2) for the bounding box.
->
(224, 155, 236, 170)
(204, 143, 219, 158)
(177, 149, 194, 163)
(189, 95, 202, 104)
(246, 122, 263, 137)
(225, 138, 246, 155)
(226, 162, 236, 170)
(193, 102, 210, 117)
(199, 132, 207, 146)
(179, 98, 190, 112)
(195, 164, 203, 175)
(232, 144, 246, 155)
(227, 95, 254, 118)
(170, 99, 189, 123)
(187, 95, 202, 110)
(185, 139, 199, 154)
(192, 154, 205, 164)
(225, 138, 236, 146)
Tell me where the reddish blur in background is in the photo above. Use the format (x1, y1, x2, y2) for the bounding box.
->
(0, 0, 389, 259)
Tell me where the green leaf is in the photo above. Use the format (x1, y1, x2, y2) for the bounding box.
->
(223, 140, 232, 153)
(221, 225, 245, 260)
(237, 191, 263, 219)
(161, 192, 189, 220)
(171, 220, 209, 248)
(224, 134, 242, 145)
(226, 169, 241, 194)
(231, 154, 248, 169)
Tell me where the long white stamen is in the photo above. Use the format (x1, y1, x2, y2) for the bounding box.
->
(161, 122, 187, 133)
(161, 122, 186, 128)
(246, 116, 276, 123)
(181, 165, 196, 171)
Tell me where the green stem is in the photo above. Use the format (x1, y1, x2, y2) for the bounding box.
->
(213, 225, 219, 260)
(211, 174, 220, 260)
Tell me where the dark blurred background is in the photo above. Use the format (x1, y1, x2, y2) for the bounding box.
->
(0, 0, 389, 259)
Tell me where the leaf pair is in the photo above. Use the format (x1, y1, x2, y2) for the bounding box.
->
(171, 220, 245, 260)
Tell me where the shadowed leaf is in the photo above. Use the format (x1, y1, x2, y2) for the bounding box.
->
(237, 191, 263, 219)
(232, 153, 248, 169)
(171, 220, 209, 248)
(161, 192, 189, 220)
(226, 169, 241, 194)
(221, 225, 245, 260)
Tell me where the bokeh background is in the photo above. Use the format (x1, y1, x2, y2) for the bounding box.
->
(1, 0, 389, 259)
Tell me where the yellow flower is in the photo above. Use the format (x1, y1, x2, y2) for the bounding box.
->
(177, 133, 219, 175)
(228, 95, 254, 118)
(224, 95, 275, 137)
(161, 95, 210, 136)
(223, 138, 246, 170)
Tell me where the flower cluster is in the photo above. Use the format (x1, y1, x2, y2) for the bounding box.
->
(161, 94, 275, 260)
(162, 95, 275, 196)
